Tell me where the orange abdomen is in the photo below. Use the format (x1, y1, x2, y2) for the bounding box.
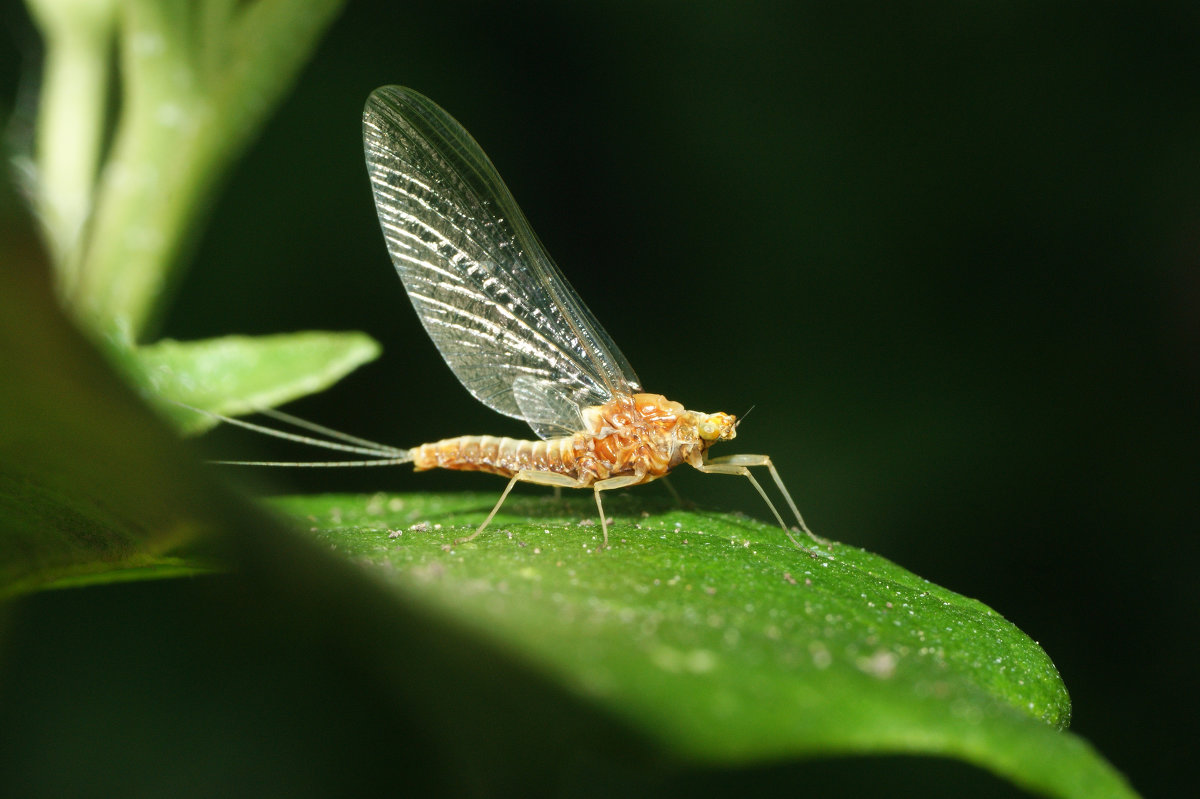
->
(412, 435, 577, 479)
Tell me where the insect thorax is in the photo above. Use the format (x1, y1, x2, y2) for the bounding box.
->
(574, 393, 732, 482)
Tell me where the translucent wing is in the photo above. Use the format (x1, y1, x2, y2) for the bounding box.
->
(363, 86, 641, 439)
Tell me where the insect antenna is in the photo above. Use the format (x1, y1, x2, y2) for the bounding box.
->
(734, 405, 756, 430)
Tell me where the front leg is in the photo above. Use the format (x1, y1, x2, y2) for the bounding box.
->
(695, 454, 829, 546)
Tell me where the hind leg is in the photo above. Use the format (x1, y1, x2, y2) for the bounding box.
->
(455, 470, 587, 544)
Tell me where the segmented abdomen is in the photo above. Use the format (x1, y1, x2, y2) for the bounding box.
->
(412, 435, 578, 479)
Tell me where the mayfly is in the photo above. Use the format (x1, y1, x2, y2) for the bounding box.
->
(222, 86, 821, 550)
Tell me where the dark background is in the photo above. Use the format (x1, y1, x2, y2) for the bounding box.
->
(4, 2, 1198, 796)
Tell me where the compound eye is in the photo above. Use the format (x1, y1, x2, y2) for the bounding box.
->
(699, 420, 721, 441)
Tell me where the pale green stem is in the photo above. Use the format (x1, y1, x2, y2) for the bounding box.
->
(73, 0, 345, 344)
(75, 1, 212, 343)
(25, 0, 118, 296)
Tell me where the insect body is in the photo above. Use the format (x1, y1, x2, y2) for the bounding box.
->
(411, 393, 750, 543)
(413, 393, 725, 483)
(358, 86, 819, 549)
(220, 87, 821, 550)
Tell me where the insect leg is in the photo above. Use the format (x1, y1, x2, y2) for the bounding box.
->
(696, 454, 829, 546)
(455, 470, 587, 545)
(659, 475, 685, 507)
(591, 474, 644, 548)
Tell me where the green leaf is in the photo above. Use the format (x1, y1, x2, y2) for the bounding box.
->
(132, 331, 381, 433)
(270, 491, 1139, 799)
(26, 0, 347, 339)
(0, 190, 1138, 795)
(0, 206, 234, 599)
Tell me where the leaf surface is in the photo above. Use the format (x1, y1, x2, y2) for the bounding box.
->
(0, 221, 232, 598)
(273, 491, 1138, 799)
(134, 332, 381, 433)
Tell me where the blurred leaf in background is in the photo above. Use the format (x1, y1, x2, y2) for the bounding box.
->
(19, 0, 377, 421)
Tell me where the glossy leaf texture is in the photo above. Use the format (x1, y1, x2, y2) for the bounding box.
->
(272, 491, 1138, 799)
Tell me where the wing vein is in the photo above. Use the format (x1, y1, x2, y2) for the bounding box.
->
(363, 86, 642, 438)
